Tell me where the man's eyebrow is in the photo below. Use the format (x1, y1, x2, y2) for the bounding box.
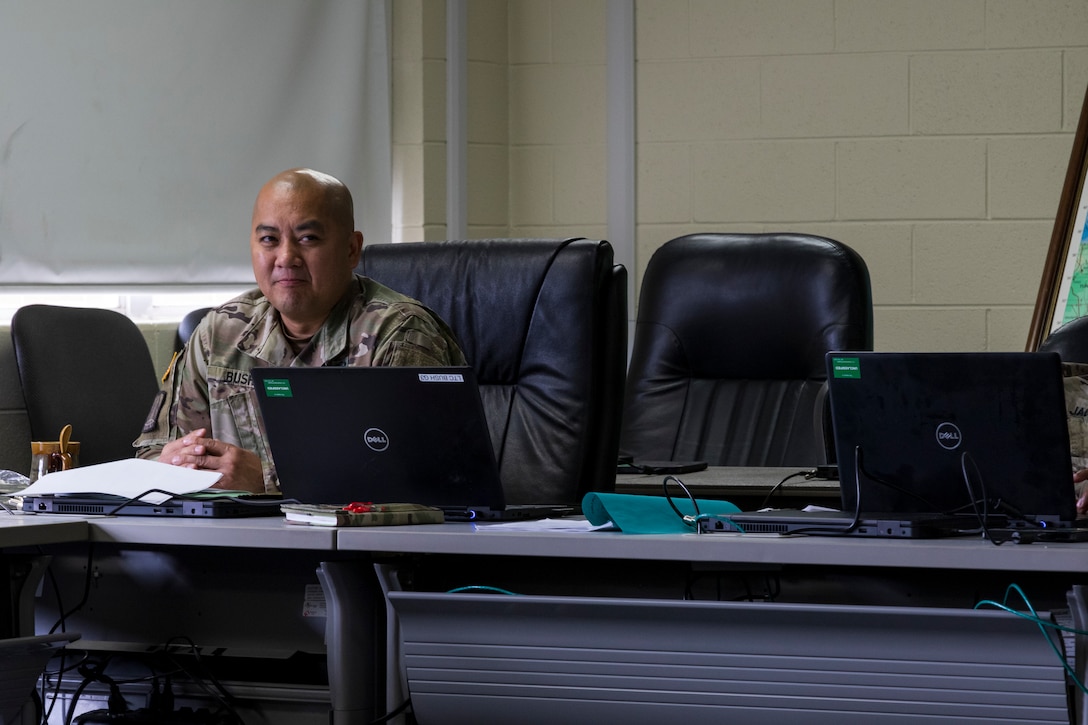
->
(254, 220, 327, 236)
(294, 220, 326, 234)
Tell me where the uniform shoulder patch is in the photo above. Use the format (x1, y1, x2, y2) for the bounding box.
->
(143, 390, 167, 434)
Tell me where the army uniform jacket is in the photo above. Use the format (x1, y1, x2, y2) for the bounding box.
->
(134, 275, 466, 493)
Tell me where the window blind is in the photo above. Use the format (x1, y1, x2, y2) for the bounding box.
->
(0, 0, 390, 287)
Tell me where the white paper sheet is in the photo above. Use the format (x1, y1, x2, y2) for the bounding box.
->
(17, 459, 222, 505)
(476, 518, 616, 532)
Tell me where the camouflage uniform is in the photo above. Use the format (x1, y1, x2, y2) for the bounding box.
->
(134, 275, 466, 493)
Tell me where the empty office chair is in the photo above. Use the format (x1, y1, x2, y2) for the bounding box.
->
(619, 233, 873, 467)
(11, 305, 160, 466)
(358, 238, 626, 505)
(174, 306, 213, 352)
(1039, 316, 1088, 363)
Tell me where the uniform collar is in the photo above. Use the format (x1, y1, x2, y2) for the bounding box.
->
(243, 277, 360, 366)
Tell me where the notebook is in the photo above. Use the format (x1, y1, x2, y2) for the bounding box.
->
(251, 366, 572, 521)
(703, 351, 1079, 538)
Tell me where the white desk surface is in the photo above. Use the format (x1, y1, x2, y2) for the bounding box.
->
(0, 513, 88, 547)
(334, 522, 1088, 574)
(84, 515, 336, 550)
(6, 510, 1085, 575)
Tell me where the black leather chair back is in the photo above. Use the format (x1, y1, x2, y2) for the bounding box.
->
(620, 233, 873, 467)
(11, 304, 160, 466)
(175, 306, 212, 352)
(359, 238, 626, 505)
(1039, 316, 1088, 363)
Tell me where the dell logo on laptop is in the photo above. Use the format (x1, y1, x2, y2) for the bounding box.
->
(935, 422, 962, 450)
(364, 427, 389, 452)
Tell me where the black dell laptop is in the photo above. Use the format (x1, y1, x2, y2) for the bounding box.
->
(252, 366, 571, 521)
(705, 352, 1079, 538)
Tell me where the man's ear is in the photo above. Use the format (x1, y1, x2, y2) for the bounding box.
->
(348, 231, 363, 266)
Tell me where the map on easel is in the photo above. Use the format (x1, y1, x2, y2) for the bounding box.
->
(1053, 196, 1088, 329)
(1028, 80, 1088, 349)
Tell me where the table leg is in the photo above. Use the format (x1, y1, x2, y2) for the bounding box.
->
(318, 560, 386, 725)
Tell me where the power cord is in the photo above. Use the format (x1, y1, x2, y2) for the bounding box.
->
(957, 452, 1068, 545)
(68, 657, 128, 724)
(40, 646, 90, 724)
(48, 542, 97, 634)
(975, 583, 1088, 694)
(662, 475, 708, 529)
(147, 676, 175, 716)
(757, 470, 813, 510)
(368, 697, 412, 724)
(104, 490, 290, 516)
(159, 636, 243, 723)
(844, 451, 947, 514)
(960, 451, 999, 543)
(447, 585, 520, 595)
(783, 446, 865, 536)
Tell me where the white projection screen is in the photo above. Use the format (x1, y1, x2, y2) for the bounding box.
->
(0, 0, 390, 287)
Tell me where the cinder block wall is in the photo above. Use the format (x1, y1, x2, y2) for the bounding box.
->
(408, 0, 1088, 353)
(629, 1, 1088, 352)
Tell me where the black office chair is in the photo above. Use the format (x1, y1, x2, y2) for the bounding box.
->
(174, 306, 213, 352)
(11, 305, 160, 466)
(359, 238, 627, 505)
(1038, 316, 1088, 363)
(619, 233, 874, 467)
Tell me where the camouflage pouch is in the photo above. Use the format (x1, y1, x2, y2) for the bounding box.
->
(1061, 363, 1088, 484)
(281, 502, 445, 527)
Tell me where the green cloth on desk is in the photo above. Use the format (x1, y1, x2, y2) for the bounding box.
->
(582, 492, 740, 534)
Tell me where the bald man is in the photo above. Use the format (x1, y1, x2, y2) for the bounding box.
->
(134, 169, 466, 493)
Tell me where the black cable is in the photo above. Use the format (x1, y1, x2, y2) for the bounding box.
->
(851, 456, 948, 514)
(662, 475, 701, 528)
(787, 446, 864, 535)
(67, 656, 122, 725)
(959, 451, 1001, 544)
(959, 452, 1053, 545)
(103, 489, 290, 516)
(64, 675, 96, 725)
(369, 697, 412, 724)
(161, 636, 245, 724)
(758, 471, 810, 510)
(48, 542, 96, 634)
(40, 647, 91, 724)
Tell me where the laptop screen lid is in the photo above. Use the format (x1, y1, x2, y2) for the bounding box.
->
(252, 366, 506, 509)
(825, 351, 1076, 527)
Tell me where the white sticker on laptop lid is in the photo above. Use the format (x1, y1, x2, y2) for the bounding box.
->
(418, 373, 465, 383)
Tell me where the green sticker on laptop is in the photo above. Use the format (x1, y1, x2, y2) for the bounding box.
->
(262, 378, 293, 397)
(830, 356, 861, 379)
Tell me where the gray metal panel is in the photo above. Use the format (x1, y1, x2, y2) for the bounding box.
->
(390, 592, 1070, 725)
